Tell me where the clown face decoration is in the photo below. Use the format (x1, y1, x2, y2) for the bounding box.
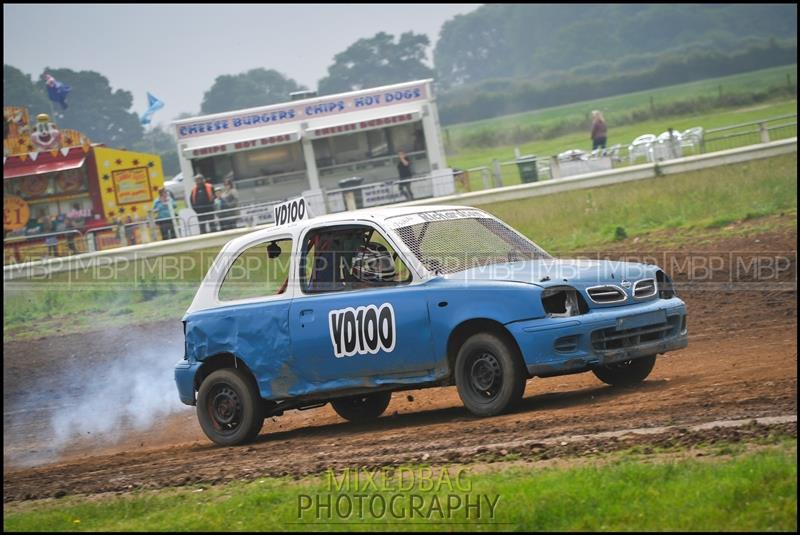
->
(30, 113, 61, 151)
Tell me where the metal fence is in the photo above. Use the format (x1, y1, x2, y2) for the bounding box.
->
(4, 114, 797, 265)
(323, 172, 455, 213)
(3, 202, 269, 264)
(452, 114, 797, 191)
(701, 114, 798, 153)
(4, 219, 172, 264)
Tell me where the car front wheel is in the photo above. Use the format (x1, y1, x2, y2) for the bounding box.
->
(197, 367, 264, 446)
(592, 354, 656, 387)
(331, 391, 392, 423)
(455, 332, 526, 417)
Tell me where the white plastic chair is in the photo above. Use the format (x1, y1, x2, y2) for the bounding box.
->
(628, 134, 656, 164)
(654, 130, 683, 160)
(557, 149, 587, 162)
(603, 144, 622, 161)
(680, 126, 704, 153)
(657, 130, 680, 142)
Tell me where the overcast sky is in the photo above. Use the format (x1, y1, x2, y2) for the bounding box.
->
(3, 3, 482, 127)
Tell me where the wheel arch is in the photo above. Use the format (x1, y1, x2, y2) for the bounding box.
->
(446, 318, 528, 380)
(194, 352, 259, 393)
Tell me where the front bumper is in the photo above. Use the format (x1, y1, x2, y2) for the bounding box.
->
(507, 297, 688, 377)
(174, 360, 202, 405)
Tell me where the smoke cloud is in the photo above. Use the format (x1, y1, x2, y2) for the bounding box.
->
(4, 333, 192, 468)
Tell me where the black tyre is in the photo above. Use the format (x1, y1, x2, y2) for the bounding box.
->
(197, 367, 264, 446)
(331, 391, 392, 423)
(592, 354, 656, 387)
(454, 332, 526, 417)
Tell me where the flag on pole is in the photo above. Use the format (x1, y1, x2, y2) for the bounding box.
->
(140, 92, 165, 125)
(44, 74, 71, 110)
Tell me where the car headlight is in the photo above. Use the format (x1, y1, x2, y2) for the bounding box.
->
(541, 286, 587, 317)
(656, 270, 676, 298)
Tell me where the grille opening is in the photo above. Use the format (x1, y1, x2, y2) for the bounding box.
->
(542, 286, 589, 316)
(633, 278, 657, 299)
(591, 315, 681, 351)
(587, 285, 627, 304)
(554, 335, 579, 353)
(656, 270, 676, 298)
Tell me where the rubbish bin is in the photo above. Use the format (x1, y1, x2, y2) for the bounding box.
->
(337, 177, 365, 210)
(517, 155, 538, 183)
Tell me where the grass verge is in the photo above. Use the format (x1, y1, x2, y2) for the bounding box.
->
(483, 152, 797, 253)
(3, 438, 796, 531)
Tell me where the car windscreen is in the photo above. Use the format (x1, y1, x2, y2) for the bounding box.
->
(387, 211, 551, 275)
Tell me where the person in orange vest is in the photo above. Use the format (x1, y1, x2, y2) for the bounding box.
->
(191, 174, 215, 234)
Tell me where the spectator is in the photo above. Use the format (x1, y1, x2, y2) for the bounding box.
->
(114, 217, 126, 245)
(152, 187, 177, 240)
(213, 187, 226, 232)
(396, 150, 414, 201)
(191, 173, 215, 234)
(41, 213, 58, 257)
(590, 110, 607, 151)
(221, 177, 240, 230)
(65, 217, 78, 254)
(125, 216, 137, 245)
(66, 203, 87, 229)
(26, 211, 44, 235)
(65, 203, 86, 255)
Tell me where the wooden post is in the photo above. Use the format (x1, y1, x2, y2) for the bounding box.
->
(759, 122, 770, 144)
(491, 159, 503, 188)
(480, 168, 490, 190)
(550, 156, 561, 179)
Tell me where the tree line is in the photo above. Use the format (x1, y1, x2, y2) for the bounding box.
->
(438, 39, 798, 125)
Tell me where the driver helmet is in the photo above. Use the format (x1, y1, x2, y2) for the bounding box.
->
(352, 243, 396, 282)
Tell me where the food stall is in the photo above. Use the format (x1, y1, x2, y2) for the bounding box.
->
(172, 79, 452, 215)
(3, 106, 164, 263)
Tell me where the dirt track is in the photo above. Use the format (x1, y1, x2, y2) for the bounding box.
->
(3, 224, 797, 502)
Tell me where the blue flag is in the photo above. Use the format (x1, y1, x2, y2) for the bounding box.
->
(140, 92, 165, 125)
(44, 74, 71, 110)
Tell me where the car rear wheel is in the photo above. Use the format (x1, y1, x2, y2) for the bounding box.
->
(592, 354, 656, 387)
(331, 391, 392, 423)
(455, 332, 526, 417)
(197, 367, 264, 446)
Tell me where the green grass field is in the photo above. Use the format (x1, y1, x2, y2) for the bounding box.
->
(4, 439, 796, 531)
(448, 98, 797, 190)
(442, 64, 797, 190)
(3, 152, 796, 342)
(445, 65, 797, 144)
(449, 97, 797, 164)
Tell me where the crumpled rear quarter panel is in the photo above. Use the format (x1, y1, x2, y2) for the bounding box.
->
(184, 300, 297, 399)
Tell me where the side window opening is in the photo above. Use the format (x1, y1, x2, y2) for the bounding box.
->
(218, 238, 293, 301)
(301, 225, 412, 294)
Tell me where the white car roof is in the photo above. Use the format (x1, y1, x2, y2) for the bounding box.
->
(226, 204, 489, 245)
(185, 204, 495, 315)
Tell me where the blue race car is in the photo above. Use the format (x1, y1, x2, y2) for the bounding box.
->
(175, 204, 688, 445)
